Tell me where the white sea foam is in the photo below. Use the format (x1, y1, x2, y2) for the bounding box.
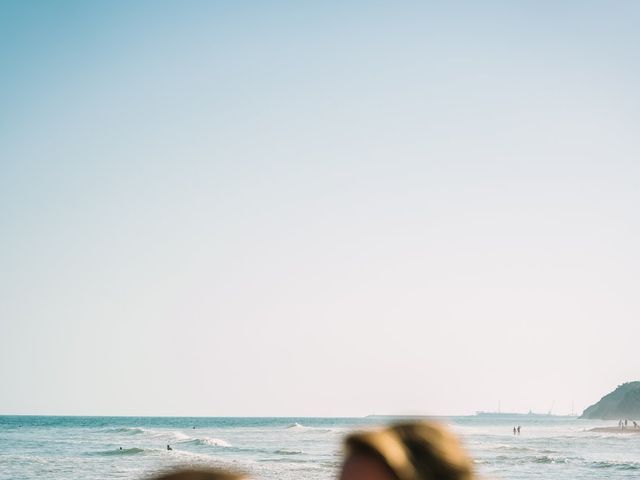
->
(184, 437, 232, 447)
(143, 429, 190, 441)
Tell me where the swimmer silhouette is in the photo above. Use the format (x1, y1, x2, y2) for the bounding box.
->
(167, 444, 173, 451)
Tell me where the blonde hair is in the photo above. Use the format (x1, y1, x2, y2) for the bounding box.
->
(150, 468, 246, 480)
(344, 421, 475, 480)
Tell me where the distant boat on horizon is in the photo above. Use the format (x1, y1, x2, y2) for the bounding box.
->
(475, 410, 556, 417)
(476, 400, 562, 417)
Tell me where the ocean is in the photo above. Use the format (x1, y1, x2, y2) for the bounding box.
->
(1, 415, 638, 479)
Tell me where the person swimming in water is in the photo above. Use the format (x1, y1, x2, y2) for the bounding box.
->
(167, 444, 173, 451)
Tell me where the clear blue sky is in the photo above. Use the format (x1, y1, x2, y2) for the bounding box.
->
(1, 1, 639, 416)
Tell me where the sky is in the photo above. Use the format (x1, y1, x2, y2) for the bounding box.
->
(1, 1, 639, 417)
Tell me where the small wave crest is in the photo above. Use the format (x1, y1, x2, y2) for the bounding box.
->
(105, 427, 146, 435)
(492, 454, 580, 465)
(287, 422, 305, 430)
(532, 455, 568, 464)
(591, 460, 640, 471)
(274, 449, 303, 455)
(488, 444, 537, 453)
(90, 447, 145, 456)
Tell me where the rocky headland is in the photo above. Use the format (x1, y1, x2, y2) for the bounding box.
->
(581, 381, 640, 420)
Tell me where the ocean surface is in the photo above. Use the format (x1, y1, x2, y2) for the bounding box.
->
(1, 415, 638, 480)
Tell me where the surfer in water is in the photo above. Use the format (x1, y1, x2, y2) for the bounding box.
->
(167, 444, 173, 451)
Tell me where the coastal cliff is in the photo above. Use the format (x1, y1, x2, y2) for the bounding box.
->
(581, 382, 640, 420)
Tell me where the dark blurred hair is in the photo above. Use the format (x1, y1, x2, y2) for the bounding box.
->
(150, 468, 245, 480)
(344, 421, 475, 480)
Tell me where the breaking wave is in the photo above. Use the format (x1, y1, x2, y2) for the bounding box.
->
(285, 423, 331, 433)
(183, 437, 231, 447)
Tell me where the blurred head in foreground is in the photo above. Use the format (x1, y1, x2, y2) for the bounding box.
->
(340, 421, 475, 480)
(151, 468, 246, 480)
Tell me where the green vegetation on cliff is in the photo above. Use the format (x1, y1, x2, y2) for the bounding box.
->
(581, 382, 640, 420)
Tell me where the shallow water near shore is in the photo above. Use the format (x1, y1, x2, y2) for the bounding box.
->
(1, 415, 638, 480)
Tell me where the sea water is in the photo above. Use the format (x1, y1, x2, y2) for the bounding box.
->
(1, 415, 638, 479)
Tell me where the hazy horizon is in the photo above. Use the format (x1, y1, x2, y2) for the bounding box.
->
(0, 410, 601, 421)
(2, 1, 639, 418)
